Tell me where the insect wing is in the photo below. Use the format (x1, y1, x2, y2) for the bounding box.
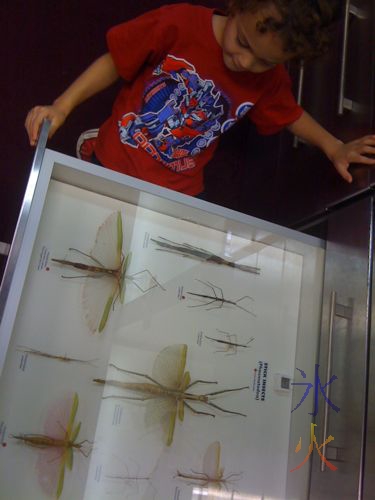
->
(202, 442, 222, 480)
(66, 446, 74, 471)
(71, 421, 81, 444)
(65, 393, 79, 437)
(82, 275, 117, 333)
(151, 344, 187, 388)
(144, 345, 187, 446)
(119, 251, 132, 304)
(166, 406, 177, 446)
(56, 456, 66, 499)
(35, 447, 63, 497)
(91, 211, 123, 269)
(35, 394, 78, 497)
(81, 212, 124, 332)
(145, 398, 177, 428)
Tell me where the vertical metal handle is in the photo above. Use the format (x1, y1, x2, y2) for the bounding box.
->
(320, 290, 336, 472)
(293, 60, 305, 148)
(338, 1, 367, 115)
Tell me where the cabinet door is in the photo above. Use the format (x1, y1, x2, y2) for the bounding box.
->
(363, 203, 375, 498)
(309, 196, 372, 499)
(273, 0, 374, 227)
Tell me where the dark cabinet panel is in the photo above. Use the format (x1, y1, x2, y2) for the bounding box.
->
(267, 0, 375, 227)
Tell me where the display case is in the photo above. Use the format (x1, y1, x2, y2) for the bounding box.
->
(0, 123, 325, 500)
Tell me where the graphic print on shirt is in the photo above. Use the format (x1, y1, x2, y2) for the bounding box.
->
(118, 55, 253, 173)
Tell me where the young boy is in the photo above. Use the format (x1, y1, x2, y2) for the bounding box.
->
(25, 0, 375, 196)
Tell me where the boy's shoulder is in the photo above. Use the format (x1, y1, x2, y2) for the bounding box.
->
(151, 2, 213, 18)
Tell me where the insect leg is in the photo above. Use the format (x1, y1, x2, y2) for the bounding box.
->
(205, 385, 249, 396)
(187, 297, 218, 308)
(186, 379, 218, 389)
(223, 472, 243, 481)
(102, 395, 155, 401)
(109, 364, 165, 388)
(234, 295, 256, 316)
(68, 247, 105, 267)
(127, 269, 166, 292)
(76, 440, 93, 457)
(206, 400, 247, 417)
(183, 401, 215, 418)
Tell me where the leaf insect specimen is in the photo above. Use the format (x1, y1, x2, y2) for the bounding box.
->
(11, 393, 91, 499)
(16, 345, 98, 365)
(187, 279, 255, 316)
(151, 236, 260, 274)
(176, 441, 241, 497)
(94, 344, 248, 446)
(52, 211, 163, 333)
(205, 330, 254, 355)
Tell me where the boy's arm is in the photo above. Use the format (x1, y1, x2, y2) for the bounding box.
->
(25, 53, 119, 146)
(287, 111, 375, 183)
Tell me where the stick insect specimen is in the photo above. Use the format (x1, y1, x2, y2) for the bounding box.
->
(16, 345, 98, 365)
(52, 211, 163, 333)
(94, 344, 248, 446)
(176, 441, 241, 498)
(187, 280, 255, 316)
(151, 236, 260, 274)
(205, 330, 254, 355)
(105, 460, 151, 499)
(11, 393, 91, 499)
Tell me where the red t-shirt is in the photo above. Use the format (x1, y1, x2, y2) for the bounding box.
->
(95, 3, 303, 195)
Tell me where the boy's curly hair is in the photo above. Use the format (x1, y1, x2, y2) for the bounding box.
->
(227, 0, 341, 59)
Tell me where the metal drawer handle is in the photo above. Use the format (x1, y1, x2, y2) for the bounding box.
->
(338, 1, 367, 115)
(320, 290, 353, 471)
(293, 60, 305, 148)
(320, 290, 336, 471)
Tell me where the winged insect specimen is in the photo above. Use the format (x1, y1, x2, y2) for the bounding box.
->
(187, 280, 255, 316)
(94, 344, 248, 446)
(205, 330, 254, 355)
(176, 441, 241, 497)
(52, 211, 162, 333)
(11, 393, 91, 499)
(151, 236, 260, 274)
(16, 346, 98, 365)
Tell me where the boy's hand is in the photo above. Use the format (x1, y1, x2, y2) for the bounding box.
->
(25, 104, 67, 146)
(329, 135, 375, 184)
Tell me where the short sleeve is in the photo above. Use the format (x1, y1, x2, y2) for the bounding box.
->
(107, 6, 179, 82)
(248, 66, 303, 135)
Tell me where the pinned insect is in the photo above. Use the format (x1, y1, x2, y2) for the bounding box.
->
(186, 280, 255, 316)
(16, 346, 98, 365)
(52, 211, 163, 333)
(205, 330, 254, 355)
(11, 393, 91, 499)
(105, 461, 151, 499)
(151, 236, 260, 274)
(94, 344, 248, 446)
(176, 441, 241, 497)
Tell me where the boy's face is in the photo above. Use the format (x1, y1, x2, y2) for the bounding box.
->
(221, 5, 294, 73)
